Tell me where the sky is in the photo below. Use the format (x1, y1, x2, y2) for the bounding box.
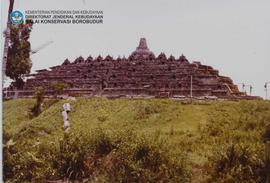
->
(1, 0, 270, 98)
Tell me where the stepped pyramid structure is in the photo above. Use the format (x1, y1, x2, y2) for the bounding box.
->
(5, 38, 248, 99)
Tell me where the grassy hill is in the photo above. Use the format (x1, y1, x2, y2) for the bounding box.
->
(3, 98, 270, 182)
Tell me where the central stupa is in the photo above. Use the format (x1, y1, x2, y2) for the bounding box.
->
(130, 38, 155, 59)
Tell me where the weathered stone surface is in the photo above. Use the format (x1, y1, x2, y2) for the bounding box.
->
(5, 38, 249, 99)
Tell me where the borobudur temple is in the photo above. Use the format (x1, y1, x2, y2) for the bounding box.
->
(5, 38, 250, 99)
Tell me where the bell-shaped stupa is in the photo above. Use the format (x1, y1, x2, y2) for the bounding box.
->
(131, 38, 155, 59)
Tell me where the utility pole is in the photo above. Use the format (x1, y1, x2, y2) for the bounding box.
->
(245, 85, 253, 96)
(264, 82, 270, 100)
(2, 0, 15, 86)
(238, 83, 245, 92)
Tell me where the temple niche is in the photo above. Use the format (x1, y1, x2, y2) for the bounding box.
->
(5, 38, 249, 99)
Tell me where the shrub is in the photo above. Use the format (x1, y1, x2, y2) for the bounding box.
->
(54, 133, 90, 181)
(134, 101, 162, 120)
(259, 144, 270, 183)
(29, 86, 44, 118)
(207, 143, 268, 183)
(51, 81, 68, 97)
(90, 129, 115, 155)
(96, 109, 108, 122)
(83, 129, 190, 183)
(263, 123, 270, 142)
(3, 144, 53, 182)
(46, 128, 190, 182)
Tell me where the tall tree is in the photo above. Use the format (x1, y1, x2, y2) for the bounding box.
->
(6, 19, 33, 89)
(2, 0, 15, 85)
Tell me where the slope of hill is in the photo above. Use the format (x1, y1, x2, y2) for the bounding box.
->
(3, 98, 270, 182)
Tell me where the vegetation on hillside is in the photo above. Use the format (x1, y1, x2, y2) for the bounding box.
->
(3, 98, 270, 182)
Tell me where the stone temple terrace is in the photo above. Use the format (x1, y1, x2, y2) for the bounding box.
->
(5, 38, 254, 99)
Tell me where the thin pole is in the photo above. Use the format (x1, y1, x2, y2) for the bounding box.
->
(266, 86, 268, 100)
(238, 83, 245, 92)
(244, 84, 252, 96)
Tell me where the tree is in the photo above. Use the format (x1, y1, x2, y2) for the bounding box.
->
(30, 86, 44, 118)
(6, 19, 33, 89)
(51, 81, 68, 97)
(2, 0, 15, 86)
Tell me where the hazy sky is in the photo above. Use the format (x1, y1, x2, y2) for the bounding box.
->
(1, 0, 270, 98)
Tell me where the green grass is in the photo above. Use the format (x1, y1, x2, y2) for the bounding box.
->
(3, 98, 209, 152)
(3, 98, 270, 182)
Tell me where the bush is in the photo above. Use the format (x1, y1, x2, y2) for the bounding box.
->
(263, 123, 270, 142)
(29, 87, 44, 118)
(207, 143, 269, 183)
(54, 133, 89, 181)
(260, 144, 270, 183)
(3, 143, 54, 182)
(51, 81, 68, 97)
(23, 128, 189, 182)
(90, 129, 115, 155)
(134, 101, 162, 120)
(83, 129, 190, 183)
